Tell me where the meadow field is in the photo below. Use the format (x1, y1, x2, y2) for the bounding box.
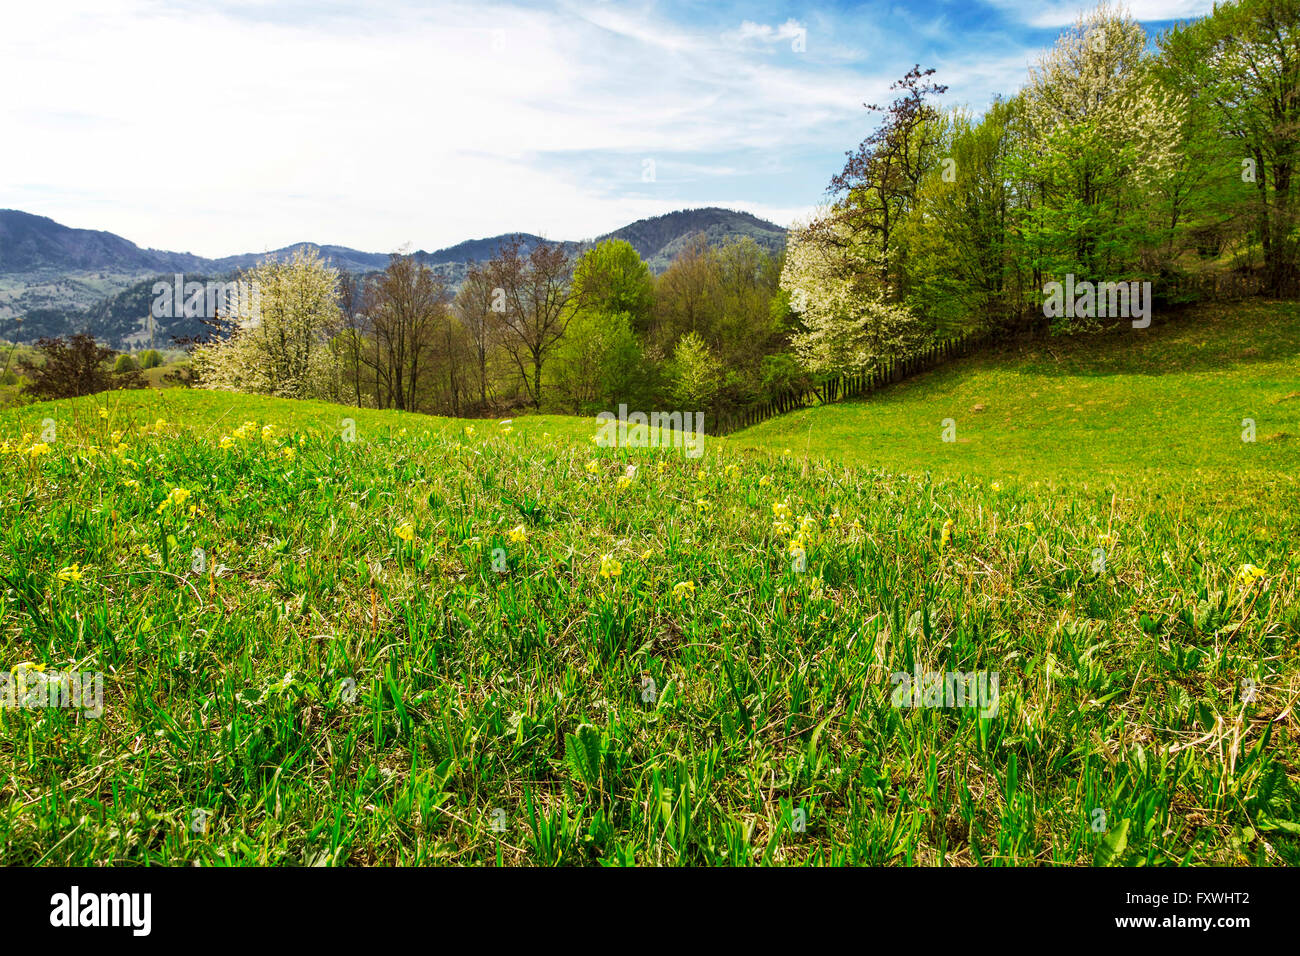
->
(0, 302, 1297, 866)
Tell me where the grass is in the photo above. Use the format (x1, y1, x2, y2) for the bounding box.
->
(0, 303, 1297, 866)
(732, 300, 1300, 483)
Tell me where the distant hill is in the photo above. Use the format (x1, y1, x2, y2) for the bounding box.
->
(204, 244, 391, 275)
(595, 207, 787, 271)
(415, 233, 552, 266)
(0, 209, 206, 274)
(0, 206, 787, 345)
(5, 273, 233, 347)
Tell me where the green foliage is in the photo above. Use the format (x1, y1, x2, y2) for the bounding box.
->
(668, 330, 722, 408)
(18, 334, 142, 400)
(572, 240, 654, 331)
(138, 349, 163, 369)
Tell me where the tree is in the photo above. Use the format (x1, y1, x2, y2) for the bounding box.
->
(453, 261, 501, 413)
(489, 237, 582, 409)
(783, 216, 931, 374)
(668, 330, 723, 409)
(363, 253, 450, 412)
(897, 101, 1021, 332)
(572, 239, 653, 329)
(823, 65, 948, 296)
(337, 272, 366, 406)
(21, 334, 143, 400)
(1160, 0, 1300, 291)
(1007, 3, 1168, 303)
(191, 249, 341, 398)
(650, 234, 719, 345)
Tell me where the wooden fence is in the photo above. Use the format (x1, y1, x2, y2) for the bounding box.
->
(705, 271, 1297, 437)
(706, 314, 1046, 437)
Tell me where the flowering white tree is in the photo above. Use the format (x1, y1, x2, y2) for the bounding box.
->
(782, 215, 930, 375)
(193, 249, 341, 399)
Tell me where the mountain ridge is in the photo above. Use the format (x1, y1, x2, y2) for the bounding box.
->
(0, 207, 787, 347)
(0, 206, 784, 279)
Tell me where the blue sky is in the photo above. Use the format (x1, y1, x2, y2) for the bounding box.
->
(0, 0, 1215, 257)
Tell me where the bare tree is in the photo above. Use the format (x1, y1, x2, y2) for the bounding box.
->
(489, 237, 582, 409)
(454, 261, 499, 413)
(337, 271, 367, 406)
(363, 253, 450, 412)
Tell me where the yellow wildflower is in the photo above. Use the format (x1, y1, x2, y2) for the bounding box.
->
(672, 581, 696, 600)
(56, 564, 83, 583)
(157, 487, 191, 514)
(1236, 564, 1266, 585)
(395, 522, 416, 542)
(599, 553, 622, 579)
(508, 524, 528, 544)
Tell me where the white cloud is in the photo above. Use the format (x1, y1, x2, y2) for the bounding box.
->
(0, 0, 872, 254)
(0, 0, 1208, 258)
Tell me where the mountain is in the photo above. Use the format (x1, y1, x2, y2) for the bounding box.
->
(0, 209, 207, 274)
(595, 207, 787, 271)
(415, 233, 551, 266)
(0, 206, 787, 346)
(204, 244, 392, 275)
(0, 210, 393, 281)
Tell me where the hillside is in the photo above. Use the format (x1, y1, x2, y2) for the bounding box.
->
(0, 301, 1297, 866)
(0, 209, 207, 274)
(731, 299, 1300, 483)
(597, 207, 786, 271)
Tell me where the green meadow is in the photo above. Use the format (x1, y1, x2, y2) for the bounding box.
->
(0, 302, 1297, 866)
(732, 300, 1300, 484)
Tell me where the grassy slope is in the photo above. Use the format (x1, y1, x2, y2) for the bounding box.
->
(731, 300, 1300, 484)
(0, 303, 1297, 866)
